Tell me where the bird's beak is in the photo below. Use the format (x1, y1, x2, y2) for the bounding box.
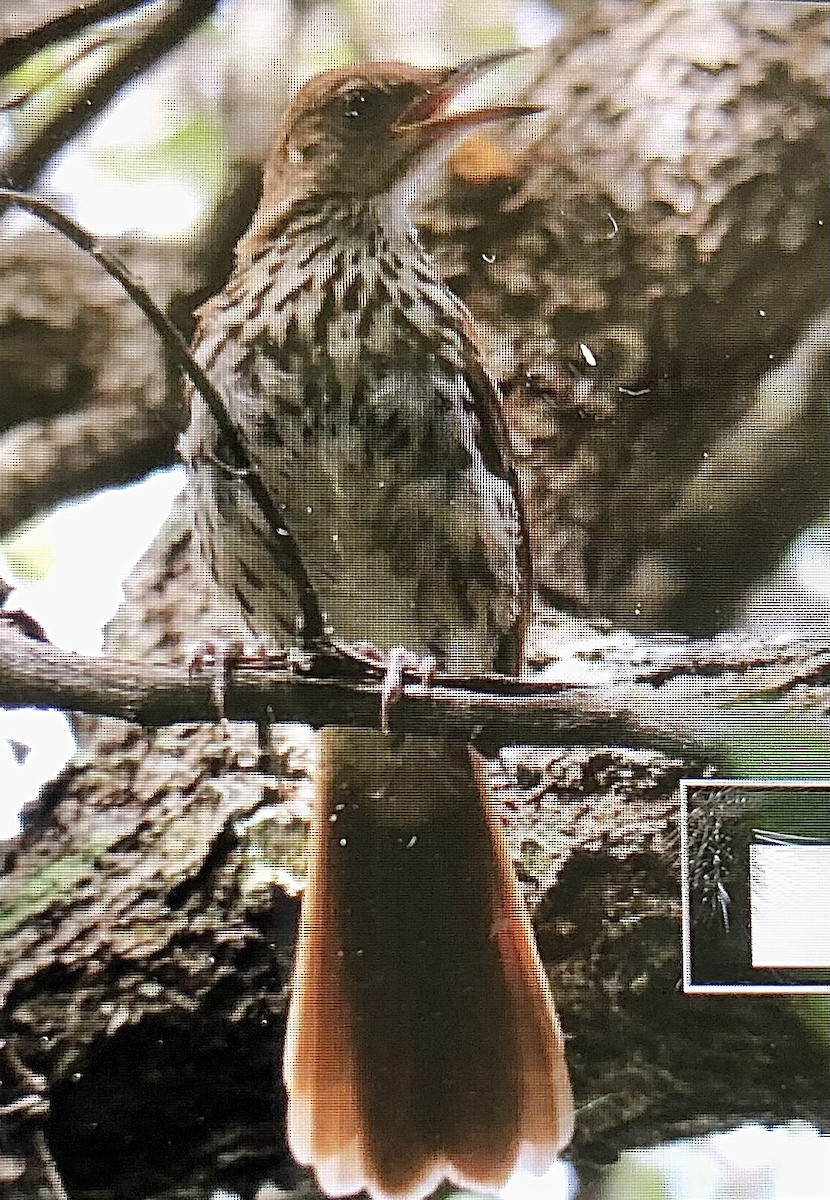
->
(394, 47, 543, 137)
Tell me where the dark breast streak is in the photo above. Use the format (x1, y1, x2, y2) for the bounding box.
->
(181, 196, 526, 673)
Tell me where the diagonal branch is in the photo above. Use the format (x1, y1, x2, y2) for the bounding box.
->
(0, 398, 173, 534)
(0, 2, 149, 76)
(1, 0, 219, 190)
(0, 188, 324, 640)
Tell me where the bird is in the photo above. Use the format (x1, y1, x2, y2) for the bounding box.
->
(180, 47, 573, 1200)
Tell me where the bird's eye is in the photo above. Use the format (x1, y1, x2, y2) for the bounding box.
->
(343, 91, 369, 120)
(330, 88, 396, 136)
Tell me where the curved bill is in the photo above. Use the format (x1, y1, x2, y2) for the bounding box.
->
(394, 46, 544, 135)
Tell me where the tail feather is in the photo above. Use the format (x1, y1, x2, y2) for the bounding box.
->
(284, 728, 573, 1200)
(283, 771, 365, 1197)
(470, 754, 574, 1174)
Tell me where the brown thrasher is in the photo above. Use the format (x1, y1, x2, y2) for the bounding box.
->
(181, 49, 573, 1200)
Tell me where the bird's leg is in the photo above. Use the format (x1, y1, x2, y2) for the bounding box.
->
(0, 575, 49, 643)
(336, 642, 439, 733)
(380, 646, 407, 734)
(188, 638, 299, 772)
(187, 636, 290, 719)
(379, 646, 439, 734)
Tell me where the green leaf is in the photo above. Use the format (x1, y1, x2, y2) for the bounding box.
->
(792, 996, 830, 1052)
(712, 700, 830, 780)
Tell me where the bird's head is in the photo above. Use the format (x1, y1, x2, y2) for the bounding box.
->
(261, 49, 540, 205)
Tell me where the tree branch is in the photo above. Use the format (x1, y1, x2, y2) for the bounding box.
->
(1, 9, 828, 1199)
(0, 398, 172, 533)
(1, 0, 219, 190)
(1, 624, 829, 758)
(0, 626, 677, 750)
(0, 2, 148, 75)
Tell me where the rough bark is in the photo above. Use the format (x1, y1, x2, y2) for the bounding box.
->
(0, 229, 186, 536)
(0, 0, 261, 537)
(1, 3, 829, 1199)
(421, 0, 830, 632)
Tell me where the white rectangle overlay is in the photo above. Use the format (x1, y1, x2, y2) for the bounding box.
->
(750, 845, 830, 969)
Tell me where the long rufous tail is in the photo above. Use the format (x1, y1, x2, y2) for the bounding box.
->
(284, 727, 573, 1200)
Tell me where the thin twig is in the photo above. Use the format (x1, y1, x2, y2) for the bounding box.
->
(0, 187, 324, 641)
(0, 1038, 67, 1199)
(0, 0, 146, 76)
(1, 0, 218, 190)
(32, 1130, 70, 1200)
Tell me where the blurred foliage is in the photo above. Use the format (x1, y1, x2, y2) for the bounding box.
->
(714, 704, 830, 781)
(94, 112, 228, 190)
(599, 1153, 671, 1199)
(794, 996, 830, 1052)
(735, 787, 830, 842)
(3, 524, 55, 581)
(1, 44, 74, 117)
(1, 36, 116, 128)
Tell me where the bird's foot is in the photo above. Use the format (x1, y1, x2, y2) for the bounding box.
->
(378, 646, 438, 733)
(188, 637, 303, 772)
(187, 636, 285, 721)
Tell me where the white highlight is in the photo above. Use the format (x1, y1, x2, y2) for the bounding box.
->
(750, 845, 830, 968)
(0, 469, 184, 834)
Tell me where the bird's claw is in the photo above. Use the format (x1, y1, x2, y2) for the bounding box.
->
(380, 646, 438, 734)
(380, 647, 406, 734)
(187, 636, 274, 721)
